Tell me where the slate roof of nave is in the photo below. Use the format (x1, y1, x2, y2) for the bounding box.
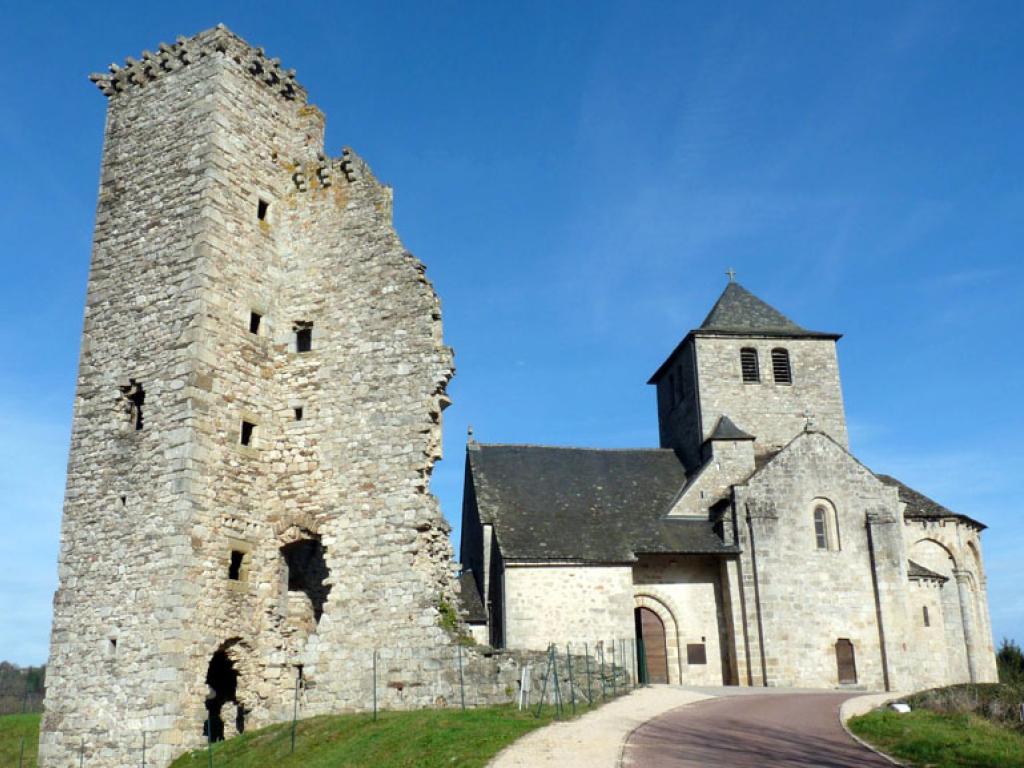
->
(875, 473, 985, 529)
(467, 443, 738, 563)
(456, 571, 487, 623)
(907, 560, 949, 582)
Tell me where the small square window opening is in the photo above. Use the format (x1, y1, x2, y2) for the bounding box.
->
(257, 199, 270, 221)
(249, 312, 262, 335)
(294, 407, 304, 421)
(295, 324, 313, 353)
(240, 420, 256, 447)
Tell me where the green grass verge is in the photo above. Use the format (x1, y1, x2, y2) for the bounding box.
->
(0, 714, 40, 768)
(171, 704, 584, 768)
(0, 701, 601, 768)
(849, 709, 1024, 768)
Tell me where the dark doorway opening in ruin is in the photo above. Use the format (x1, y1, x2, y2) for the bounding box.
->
(281, 538, 331, 623)
(204, 649, 243, 742)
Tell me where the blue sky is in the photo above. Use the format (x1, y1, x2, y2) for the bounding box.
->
(1, 1, 1021, 665)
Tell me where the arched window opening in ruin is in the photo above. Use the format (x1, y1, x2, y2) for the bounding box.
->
(281, 538, 331, 623)
(204, 649, 243, 742)
(119, 380, 145, 430)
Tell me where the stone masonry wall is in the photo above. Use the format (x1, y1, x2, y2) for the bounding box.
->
(736, 431, 899, 689)
(502, 565, 636, 652)
(42, 26, 519, 768)
(693, 336, 849, 458)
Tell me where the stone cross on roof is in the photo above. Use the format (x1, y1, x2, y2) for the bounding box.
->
(725, 267, 737, 282)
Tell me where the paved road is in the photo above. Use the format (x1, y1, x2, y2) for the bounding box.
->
(621, 692, 893, 767)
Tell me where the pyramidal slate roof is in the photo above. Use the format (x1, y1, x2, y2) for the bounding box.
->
(708, 415, 755, 441)
(699, 282, 838, 338)
(467, 444, 737, 563)
(649, 281, 840, 382)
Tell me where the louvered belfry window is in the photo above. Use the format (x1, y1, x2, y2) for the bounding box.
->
(740, 348, 760, 383)
(772, 348, 792, 384)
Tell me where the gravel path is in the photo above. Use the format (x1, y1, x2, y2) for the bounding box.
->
(487, 687, 713, 768)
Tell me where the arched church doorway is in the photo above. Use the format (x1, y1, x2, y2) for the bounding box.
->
(635, 607, 669, 684)
(205, 649, 243, 741)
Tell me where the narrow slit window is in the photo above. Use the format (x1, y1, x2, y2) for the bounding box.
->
(249, 311, 262, 335)
(257, 198, 270, 221)
(923, 606, 930, 627)
(295, 323, 313, 353)
(771, 348, 792, 384)
(740, 348, 760, 383)
(228, 550, 246, 581)
(294, 407, 304, 421)
(240, 420, 256, 447)
(813, 507, 828, 550)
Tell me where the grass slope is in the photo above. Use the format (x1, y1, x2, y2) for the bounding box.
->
(171, 705, 573, 768)
(849, 709, 1024, 768)
(0, 714, 40, 768)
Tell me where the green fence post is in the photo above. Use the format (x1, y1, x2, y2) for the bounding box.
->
(534, 645, 553, 718)
(551, 646, 562, 719)
(18, 736, 25, 768)
(141, 731, 146, 768)
(584, 643, 593, 705)
(611, 640, 618, 697)
(80, 737, 85, 768)
(598, 645, 607, 701)
(290, 668, 301, 753)
(458, 643, 466, 711)
(565, 644, 576, 715)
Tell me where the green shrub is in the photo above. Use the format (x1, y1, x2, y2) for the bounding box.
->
(999, 638, 1024, 687)
(906, 683, 1024, 731)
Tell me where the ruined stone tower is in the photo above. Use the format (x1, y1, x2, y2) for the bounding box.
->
(40, 25, 477, 767)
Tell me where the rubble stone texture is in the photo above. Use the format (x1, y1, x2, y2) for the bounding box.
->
(40, 25, 517, 768)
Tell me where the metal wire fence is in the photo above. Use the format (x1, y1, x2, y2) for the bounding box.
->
(32, 638, 642, 767)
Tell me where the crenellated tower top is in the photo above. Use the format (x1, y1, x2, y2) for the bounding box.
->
(88, 24, 307, 103)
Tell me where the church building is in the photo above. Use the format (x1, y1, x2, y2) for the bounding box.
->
(459, 280, 997, 690)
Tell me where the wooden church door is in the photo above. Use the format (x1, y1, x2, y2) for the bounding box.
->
(835, 638, 857, 684)
(635, 607, 669, 684)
